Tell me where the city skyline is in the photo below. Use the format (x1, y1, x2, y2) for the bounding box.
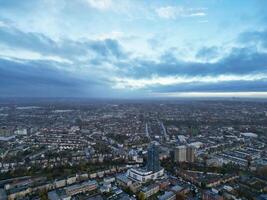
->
(1, 0, 267, 98)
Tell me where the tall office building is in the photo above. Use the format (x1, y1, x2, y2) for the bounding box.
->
(127, 142, 164, 183)
(147, 143, 160, 172)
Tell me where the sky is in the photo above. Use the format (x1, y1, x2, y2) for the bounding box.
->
(0, 0, 267, 98)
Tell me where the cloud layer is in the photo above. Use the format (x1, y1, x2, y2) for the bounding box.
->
(0, 0, 267, 98)
(155, 6, 206, 19)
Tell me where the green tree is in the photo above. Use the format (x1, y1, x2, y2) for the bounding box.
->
(138, 192, 145, 200)
(39, 189, 48, 200)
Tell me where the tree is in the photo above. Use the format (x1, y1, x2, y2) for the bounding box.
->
(256, 166, 267, 179)
(39, 189, 48, 200)
(138, 192, 145, 200)
(200, 182, 206, 189)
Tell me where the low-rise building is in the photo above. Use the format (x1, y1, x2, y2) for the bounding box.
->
(89, 172, 97, 179)
(103, 176, 115, 184)
(48, 190, 71, 200)
(202, 190, 224, 200)
(64, 180, 98, 196)
(158, 191, 176, 200)
(129, 182, 142, 193)
(139, 183, 159, 199)
(158, 179, 170, 190)
(170, 184, 184, 194)
(127, 167, 164, 183)
(66, 176, 76, 185)
(116, 174, 132, 188)
(55, 179, 66, 188)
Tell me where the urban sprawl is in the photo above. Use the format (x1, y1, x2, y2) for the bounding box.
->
(0, 99, 267, 200)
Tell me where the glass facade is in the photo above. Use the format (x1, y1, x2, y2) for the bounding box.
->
(146, 143, 160, 172)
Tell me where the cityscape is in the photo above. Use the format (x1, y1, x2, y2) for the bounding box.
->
(0, 99, 266, 200)
(1, 0, 267, 199)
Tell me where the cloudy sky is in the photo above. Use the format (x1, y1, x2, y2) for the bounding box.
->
(1, 0, 267, 98)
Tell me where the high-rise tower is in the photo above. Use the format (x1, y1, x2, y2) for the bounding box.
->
(146, 143, 160, 172)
